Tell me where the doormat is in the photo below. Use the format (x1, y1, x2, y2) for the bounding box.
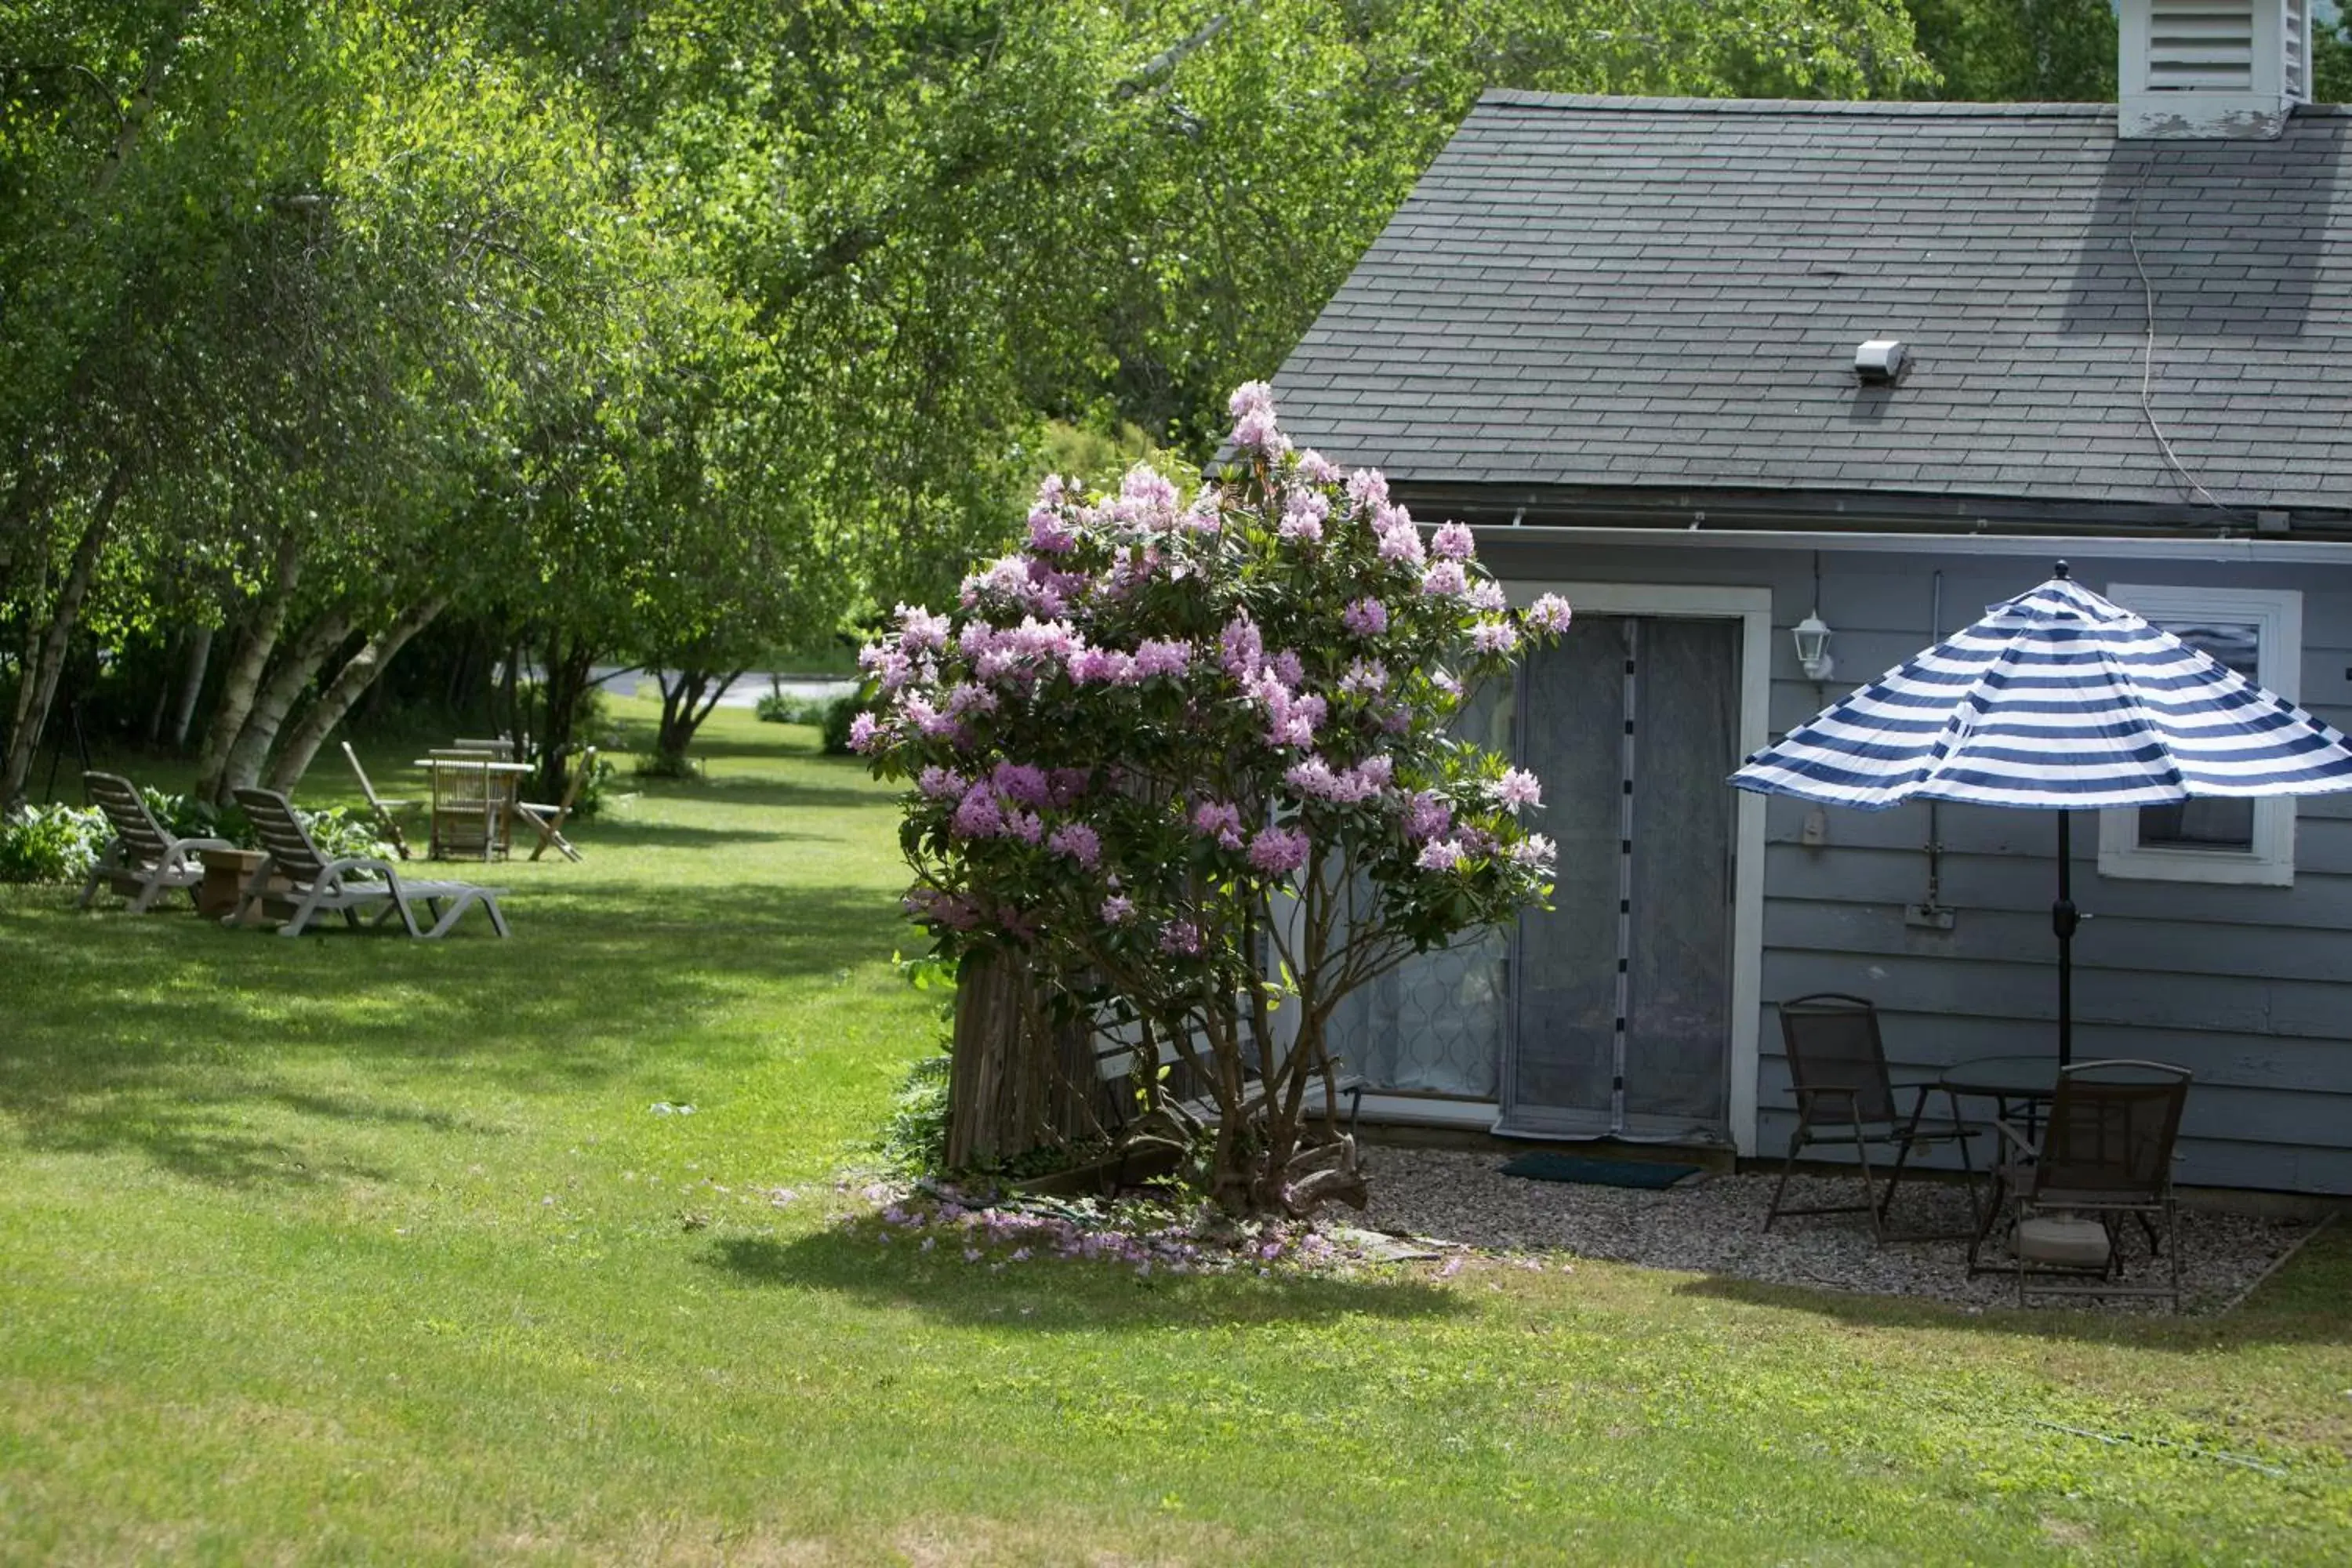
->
(1499, 1152, 1703, 1190)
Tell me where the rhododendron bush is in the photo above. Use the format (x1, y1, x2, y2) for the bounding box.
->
(858, 384, 1570, 1216)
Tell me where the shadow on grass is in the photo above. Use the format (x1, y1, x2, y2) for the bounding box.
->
(0, 878, 911, 1187)
(622, 777, 895, 815)
(1668, 1221, 2352, 1348)
(702, 1229, 1468, 1330)
(578, 821, 811, 850)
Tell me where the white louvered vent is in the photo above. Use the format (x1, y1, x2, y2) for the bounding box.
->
(2119, 0, 2307, 136)
(2147, 0, 2256, 92)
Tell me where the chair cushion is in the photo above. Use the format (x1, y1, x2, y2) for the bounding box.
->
(2015, 1216, 2111, 1269)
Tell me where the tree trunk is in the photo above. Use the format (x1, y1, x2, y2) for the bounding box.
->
(529, 631, 599, 800)
(498, 635, 521, 744)
(192, 532, 301, 803)
(2, 459, 128, 812)
(946, 949, 1096, 1171)
(264, 597, 445, 793)
(143, 630, 183, 743)
(654, 666, 746, 766)
(165, 625, 212, 749)
(217, 608, 353, 795)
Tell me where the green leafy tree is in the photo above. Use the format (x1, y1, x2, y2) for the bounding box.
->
(1900, 1, 2116, 102)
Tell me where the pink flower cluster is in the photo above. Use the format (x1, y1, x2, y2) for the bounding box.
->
(1338, 658, 1388, 699)
(1247, 826, 1310, 874)
(1192, 800, 1245, 851)
(1229, 382, 1289, 457)
(1471, 618, 1519, 655)
(1405, 790, 1452, 843)
(1048, 822, 1101, 869)
(1284, 753, 1392, 804)
(1431, 521, 1476, 561)
(1341, 597, 1388, 637)
(1509, 833, 1559, 871)
(1416, 838, 1466, 872)
(1251, 670, 1325, 749)
(1279, 488, 1328, 545)
(1495, 769, 1543, 812)
(1372, 503, 1424, 564)
(1524, 593, 1573, 635)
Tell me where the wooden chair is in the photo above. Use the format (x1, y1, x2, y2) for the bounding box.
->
(1764, 993, 1979, 1242)
(426, 751, 507, 860)
(1996, 1060, 2190, 1309)
(452, 735, 520, 760)
(516, 746, 593, 862)
(229, 787, 509, 938)
(77, 771, 235, 913)
(339, 742, 413, 860)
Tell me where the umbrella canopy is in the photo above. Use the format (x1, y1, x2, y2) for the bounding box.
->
(1733, 571, 2352, 811)
(1731, 565, 2352, 1062)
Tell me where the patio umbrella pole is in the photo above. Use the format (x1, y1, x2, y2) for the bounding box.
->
(2054, 809, 2078, 1066)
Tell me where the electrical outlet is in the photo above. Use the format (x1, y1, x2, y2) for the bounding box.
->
(1905, 903, 1956, 931)
(1800, 807, 1828, 846)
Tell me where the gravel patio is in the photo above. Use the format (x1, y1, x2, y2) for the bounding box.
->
(1356, 1145, 2325, 1313)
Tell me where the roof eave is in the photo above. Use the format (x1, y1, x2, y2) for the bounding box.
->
(1381, 480, 2352, 543)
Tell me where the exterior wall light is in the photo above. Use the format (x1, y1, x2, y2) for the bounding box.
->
(1793, 612, 1835, 682)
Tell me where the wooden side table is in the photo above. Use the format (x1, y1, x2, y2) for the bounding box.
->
(197, 848, 291, 923)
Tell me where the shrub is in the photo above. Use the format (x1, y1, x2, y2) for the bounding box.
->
(858, 383, 1570, 1217)
(567, 750, 621, 820)
(0, 790, 393, 884)
(0, 804, 108, 884)
(754, 690, 832, 725)
(818, 694, 865, 756)
(876, 1055, 953, 1178)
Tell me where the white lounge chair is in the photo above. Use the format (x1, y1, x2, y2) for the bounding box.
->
(78, 771, 235, 913)
(230, 786, 510, 939)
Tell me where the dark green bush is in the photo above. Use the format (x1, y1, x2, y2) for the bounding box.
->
(819, 695, 866, 756)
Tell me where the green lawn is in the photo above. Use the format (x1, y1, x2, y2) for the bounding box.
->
(2, 703, 2349, 1564)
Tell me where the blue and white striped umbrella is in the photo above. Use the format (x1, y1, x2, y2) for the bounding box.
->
(1733, 572, 2352, 811)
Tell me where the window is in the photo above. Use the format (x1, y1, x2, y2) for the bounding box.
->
(2097, 584, 2303, 887)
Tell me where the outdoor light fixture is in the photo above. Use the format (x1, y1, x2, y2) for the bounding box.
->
(1793, 612, 1835, 682)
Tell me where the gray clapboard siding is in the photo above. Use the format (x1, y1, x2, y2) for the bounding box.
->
(1767, 844, 2352, 931)
(1497, 536, 2352, 1192)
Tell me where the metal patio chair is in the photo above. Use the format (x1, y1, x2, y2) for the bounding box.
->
(1764, 993, 1978, 1242)
(1996, 1060, 2190, 1310)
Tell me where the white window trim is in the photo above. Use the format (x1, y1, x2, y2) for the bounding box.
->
(2096, 582, 2302, 888)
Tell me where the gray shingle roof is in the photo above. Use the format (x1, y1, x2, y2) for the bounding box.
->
(1272, 93, 2352, 517)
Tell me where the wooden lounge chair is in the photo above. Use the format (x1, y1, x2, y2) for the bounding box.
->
(229, 786, 510, 939)
(78, 771, 235, 913)
(516, 746, 593, 862)
(339, 741, 413, 860)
